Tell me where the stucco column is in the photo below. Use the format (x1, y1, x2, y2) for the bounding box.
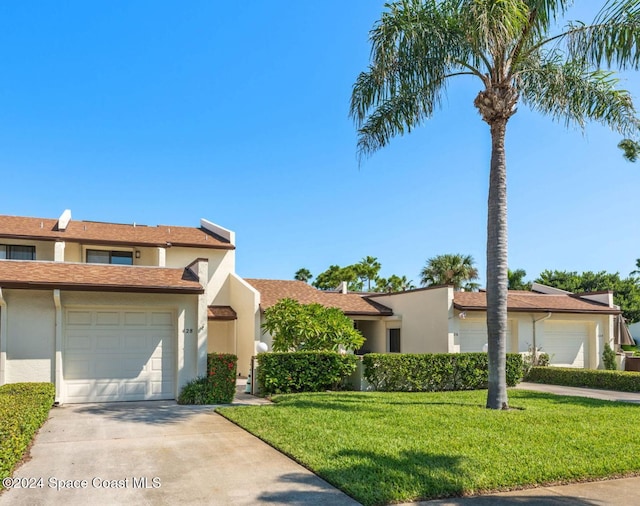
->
(0, 288, 6, 386)
(52, 290, 63, 403)
(54, 242, 66, 262)
(190, 259, 209, 378)
(157, 247, 166, 267)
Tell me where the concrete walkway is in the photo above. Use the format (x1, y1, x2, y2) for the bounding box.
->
(0, 384, 359, 506)
(514, 381, 640, 403)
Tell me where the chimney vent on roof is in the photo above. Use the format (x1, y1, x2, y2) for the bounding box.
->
(57, 209, 72, 231)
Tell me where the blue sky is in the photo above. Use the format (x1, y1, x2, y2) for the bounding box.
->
(0, 1, 638, 286)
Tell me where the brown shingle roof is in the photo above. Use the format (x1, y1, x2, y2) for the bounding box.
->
(0, 215, 233, 250)
(0, 260, 203, 294)
(454, 291, 620, 314)
(245, 279, 393, 316)
(207, 305, 237, 320)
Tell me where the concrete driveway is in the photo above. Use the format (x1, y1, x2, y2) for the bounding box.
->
(0, 401, 360, 505)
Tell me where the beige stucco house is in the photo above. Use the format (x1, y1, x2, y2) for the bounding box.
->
(0, 210, 259, 403)
(246, 279, 621, 370)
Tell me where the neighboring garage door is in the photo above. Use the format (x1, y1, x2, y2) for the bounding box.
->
(542, 321, 588, 368)
(458, 320, 513, 352)
(64, 309, 176, 403)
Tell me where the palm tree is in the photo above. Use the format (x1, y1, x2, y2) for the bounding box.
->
(355, 256, 382, 291)
(420, 254, 479, 290)
(294, 268, 313, 283)
(351, 1, 639, 409)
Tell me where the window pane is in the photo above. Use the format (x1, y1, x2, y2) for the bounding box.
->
(111, 251, 133, 265)
(8, 245, 35, 260)
(0, 246, 5, 259)
(86, 250, 110, 264)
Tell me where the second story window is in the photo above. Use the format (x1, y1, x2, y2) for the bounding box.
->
(0, 245, 36, 260)
(86, 249, 133, 265)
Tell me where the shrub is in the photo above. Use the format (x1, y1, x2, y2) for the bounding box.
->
(603, 343, 617, 370)
(0, 383, 55, 487)
(362, 353, 524, 392)
(262, 298, 364, 352)
(526, 367, 640, 392)
(177, 353, 237, 404)
(257, 352, 359, 395)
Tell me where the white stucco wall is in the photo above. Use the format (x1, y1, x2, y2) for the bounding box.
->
(4, 290, 56, 383)
(207, 321, 236, 354)
(229, 274, 260, 377)
(165, 247, 234, 305)
(369, 286, 453, 353)
(0, 239, 55, 262)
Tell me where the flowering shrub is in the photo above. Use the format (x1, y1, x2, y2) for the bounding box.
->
(178, 353, 237, 404)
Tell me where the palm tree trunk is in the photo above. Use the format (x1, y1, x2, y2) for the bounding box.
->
(486, 118, 509, 410)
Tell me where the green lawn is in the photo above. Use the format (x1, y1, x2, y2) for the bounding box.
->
(217, 390, 640, 505)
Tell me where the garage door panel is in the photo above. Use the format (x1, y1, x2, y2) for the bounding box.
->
(64, 309, 175, 402)
(67, 311, 92, 326)
(96, 312, 119, 326)
(543, 322, 587, 368)
(124, 312, 147, 326)
(151, 312, 173, 326)
(458, 321, 513, 352)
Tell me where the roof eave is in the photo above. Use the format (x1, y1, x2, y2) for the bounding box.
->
(0, 281, 204, 295)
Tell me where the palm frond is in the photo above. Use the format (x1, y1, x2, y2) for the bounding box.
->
(519, 54, 639, 134)
(355, 87, 440, 160)
(565, 0, 640, 69)
(618, 138, 640, 161)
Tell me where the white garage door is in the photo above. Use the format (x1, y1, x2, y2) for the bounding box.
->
(542, 321, 588, 368)
(64, 309, 176, 403)
(459, 320, 513, 352)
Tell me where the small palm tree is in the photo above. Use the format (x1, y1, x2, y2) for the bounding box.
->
(351, 0, 640, 409)
(355, 256, 382, 291)
(294, 268, 312, 283)
(420, 254, 479, 290)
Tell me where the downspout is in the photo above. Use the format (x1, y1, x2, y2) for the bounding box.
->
(532, 312, 552, 364)
(0, 288, 6, 386)
(53, 289, 63, 404)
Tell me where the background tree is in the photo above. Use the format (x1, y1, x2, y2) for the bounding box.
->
(355, 256, 382, 291)
(294, 268, 313, 283)
(375, 274, 416, 293)
(536, 269, 640, 323)
(631, 258, 640, 277)
(312, 265, 363, 291)
(420, 254, 479, 291)
(262, 298, 365, 352)
(508, 269, 531, 290)
(351, 1, 640, 409)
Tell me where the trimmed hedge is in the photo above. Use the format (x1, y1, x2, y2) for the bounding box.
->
(178, 353, 237, 404)
(525, 366, 640, 392)
(0, 383, 55, 487)
(257, 352, 359, 395)
(363, 353, 524, 392)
